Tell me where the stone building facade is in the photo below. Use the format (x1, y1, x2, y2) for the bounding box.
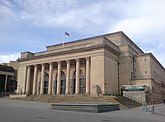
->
(17, 31, 165, 104)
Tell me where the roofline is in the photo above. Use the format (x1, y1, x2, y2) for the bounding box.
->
(46, 31, 144, 54)
(138, 53, 165, 72)
(18, 43, 106, 62)
(0, 64, 15, 73)
(46, 31, 123, 48)
(119, 31, 144, 54)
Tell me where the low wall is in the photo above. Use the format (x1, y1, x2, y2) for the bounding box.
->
(51, 102, 120, 113)
(123, 91, 147, 104)
(9, 94, 27, 98)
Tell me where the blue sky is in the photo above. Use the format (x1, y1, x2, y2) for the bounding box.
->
(0, 0, 165, 67)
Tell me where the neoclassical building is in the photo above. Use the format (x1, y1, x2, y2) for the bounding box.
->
(17, 31, 165, 104)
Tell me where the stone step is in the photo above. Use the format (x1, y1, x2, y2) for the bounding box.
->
(9, 95, 141, 109)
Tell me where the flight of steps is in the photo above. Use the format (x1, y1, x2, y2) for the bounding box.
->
(10, 95, 142, 109)
(114, 96, 142, 109)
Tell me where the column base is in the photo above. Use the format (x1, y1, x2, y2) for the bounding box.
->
(65, 93, 70, 95)
(85, 93, 90, 96)
(56, 93, 61, 96)
(75, 93, 79, 95)
(26, 93, 31, 96)
(48, 93, 52, 96)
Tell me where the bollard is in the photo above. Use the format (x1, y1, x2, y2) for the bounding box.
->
(142, 104, 145, 110)
(152, 106, 155, 114)
(142, 102, 148, 112)
(145, 104, 147, 112)
(143, 103, 147, 112)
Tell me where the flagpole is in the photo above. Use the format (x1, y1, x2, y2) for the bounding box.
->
(63, 34, 65, 48)
(63, 32, 70, 48)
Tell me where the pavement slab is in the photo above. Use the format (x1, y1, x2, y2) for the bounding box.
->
(0, 98, 165, 122)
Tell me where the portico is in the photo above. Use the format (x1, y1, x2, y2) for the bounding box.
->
(17, 32, 121, 97)
(25, 58, 90, 96)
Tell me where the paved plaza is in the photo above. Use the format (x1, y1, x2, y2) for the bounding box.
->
(0, 98, 165, 122)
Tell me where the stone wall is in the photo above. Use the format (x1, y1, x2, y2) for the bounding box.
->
(123, 91, 147, 104)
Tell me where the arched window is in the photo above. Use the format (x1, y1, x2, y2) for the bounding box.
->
(79, 70, 85, 94)
(71, 71, 76, 94)
(54, 71, 66, 95)
(44, 72, 49, 94)
(60, 71, 66, 94)
(54, 74, 57, 95)
(71, 69, 86, 94)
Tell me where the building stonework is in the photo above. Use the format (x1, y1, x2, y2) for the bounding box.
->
(17, 31, 165, 104)
(0, 64, 17, 93)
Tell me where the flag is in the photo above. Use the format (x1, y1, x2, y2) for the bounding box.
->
(65, 32, 70, 36)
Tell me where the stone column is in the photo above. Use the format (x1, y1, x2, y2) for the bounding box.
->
(75, 59, 80, 94)
(52, 71, 55, 95)
(26, 66, 31, 95)
(40, 64, 45, 95)
(4, 74, 8, 92)
(57, 61, 61, 94)
(66, 60, 70, 94)
(86, 57, 90, 94)
(36, 74, 40, 95)
(48, 62, 53, 95)
(33, 65, 38, 95)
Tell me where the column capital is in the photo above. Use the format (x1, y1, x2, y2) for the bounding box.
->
(41, 63, 45, 67)
(85, 57, 90, 61)
(57, 61, 61, 64)
(75, 58, 79, 62)
(66, 60, 70, 63)
(33, 64, 38, 68)
(49, 62, 53, 66)
(27, 65, 32, 68)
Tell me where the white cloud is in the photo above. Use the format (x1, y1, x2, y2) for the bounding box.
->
(2, 0, 165, 36)
(0, 0, 14, 8)
(109, 0, 165, 40)
(14, 0, 125, 34)
(0, 53, 20, 63)
(13, 0, 165, 37)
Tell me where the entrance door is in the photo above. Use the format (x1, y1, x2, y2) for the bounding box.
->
(79, 70, 85, 94)
(71, 79, 76, 94)
(71, 70, 85, 95)
(60, 71, 66, 94)
(71, 71, 76, 94)
(44, 81, 48, 94)
(54, 80, 57, 94)
(43, 73, 49, 95)
(79, 78, 85, 94)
